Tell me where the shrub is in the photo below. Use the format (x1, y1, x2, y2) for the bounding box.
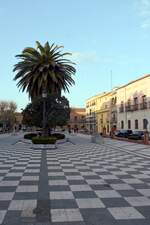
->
(51, 133, 65, 140)
(32, 136, 57, 144)
(24, 133, 37, 139)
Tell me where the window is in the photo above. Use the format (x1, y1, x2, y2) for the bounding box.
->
(74, 116, 77, 121)
(121, 120, 124, 129)
(141, 95, 147, 109)
(107, 124, 109, 133)
(128, 120, 131, 129)
(143, 118, 148, 129)
(120, 101, 124, 112)
(134, 97, 138, 110)
(135, 119, 138, 129)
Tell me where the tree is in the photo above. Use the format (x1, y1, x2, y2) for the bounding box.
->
(13, 41, 76, 99)
(0, 101, 17, 130)
(22, 95, 70, 128)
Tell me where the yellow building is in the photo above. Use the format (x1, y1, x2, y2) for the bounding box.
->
(85, 92, 112, 134)
(96, 92, 112, 135)
(86, 74, 150, 134)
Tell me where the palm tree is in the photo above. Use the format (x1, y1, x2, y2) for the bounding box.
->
(13, 41, 76, 135)
(13, 41, 76, 99)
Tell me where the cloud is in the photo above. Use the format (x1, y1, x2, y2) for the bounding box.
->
(70, 52, 113, 64)
(136, 0, 150, 29)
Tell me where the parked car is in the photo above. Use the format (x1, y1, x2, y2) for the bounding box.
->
(141, 132, 150, 140)
(128, 130, 144, 140)
(115, 129, 132, 138)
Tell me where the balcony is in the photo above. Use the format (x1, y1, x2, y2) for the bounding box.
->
(119, 107, 124, 113)
(140, 102, 147, 110)
(119, 102, 149, 113)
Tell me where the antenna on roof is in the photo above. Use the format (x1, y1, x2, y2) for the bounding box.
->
(110, 70, 112, 91)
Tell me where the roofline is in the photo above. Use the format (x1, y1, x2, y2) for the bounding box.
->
(86, 91, 112, 102)
(86, 74, 150, 102)
(116, 74, 150, 90)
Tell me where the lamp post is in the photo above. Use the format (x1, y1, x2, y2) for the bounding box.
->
(42, 90, 47, 136)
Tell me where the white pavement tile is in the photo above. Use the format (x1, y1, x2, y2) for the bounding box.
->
(76, 198, 105, 208)
(0, 210, 6, 225)
(48, 172, 64, 176)
(49, 180, 68, 186)
(100, 175, 118, 180)
(0, 192, 14, 200)
(122, 178, 143, 184)
(63, 169, 78, 172)
(21, 176, 39, 181)
(110, 183, 134, 190)
(24, 169, 40, 173)
(125, 196, 150, 206)
(95, 190, 121, 198)
(108, 207, 145, 220)
(16, 185, 38, 192)
(0, 181, 19, 186)
(70, 185, 92, 191)
(80, 171, 97, 176)
(49, 191, 74, 199)
(66, 176, 84, 180)
(6, 172, 23, 177)
(137, 189, 150, 196)
(8, 200, 37, 210)
(86, 179, 106, 185)
(51, 209, 83, 222)
(132, 174, 150, 179)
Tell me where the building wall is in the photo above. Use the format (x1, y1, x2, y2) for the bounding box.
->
(86, 74, 150, 133)
(68, 108, 86, 130)
(85, 92, 111, 134)
(117, 75, 150, 131)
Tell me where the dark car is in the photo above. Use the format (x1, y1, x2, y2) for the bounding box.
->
(128, 130, 144, 140)
(115, 129, 132, 138)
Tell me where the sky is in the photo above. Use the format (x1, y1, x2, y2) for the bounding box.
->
(1, 0, 150, 111)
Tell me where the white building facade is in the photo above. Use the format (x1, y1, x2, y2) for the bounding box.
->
(117, 75, 150, 131)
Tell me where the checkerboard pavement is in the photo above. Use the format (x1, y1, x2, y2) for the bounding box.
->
(0, 142, 41, 224)
(48, 142, 150, 225)
(1, 136, 150, 224)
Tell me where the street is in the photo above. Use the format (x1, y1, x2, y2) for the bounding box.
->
(0, 133, 150, 224)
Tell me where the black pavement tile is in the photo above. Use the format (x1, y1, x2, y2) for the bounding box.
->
(0, 186, 16, 192)
(19, 180, 39, 185)
(64, 172, 81, 176)
(131, 183, 150, 189)
(2, 211, 21, 225)
(48, 185, 71, 191)
(136, 206, 150, 219)
(48, 176, 66, 180)
(23, 172, 40, 176)
(115, 219, 150, 225)
(0, 200, 10, 209)
(118, 190, 143, 197)
(73, 191, 97, 199)
(80, 208, 116, 225)
(89, 184, 112, 190)
(102, 197, 131, 207)
(13, 192, 38, 200)
(50, 222, 85, 225)
(83, 175, 100, 180)
(68, 180, 87, 185)
(3, 177, 21, 181)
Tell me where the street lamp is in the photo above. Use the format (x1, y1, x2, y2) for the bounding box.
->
(42, 90, 47, 136)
